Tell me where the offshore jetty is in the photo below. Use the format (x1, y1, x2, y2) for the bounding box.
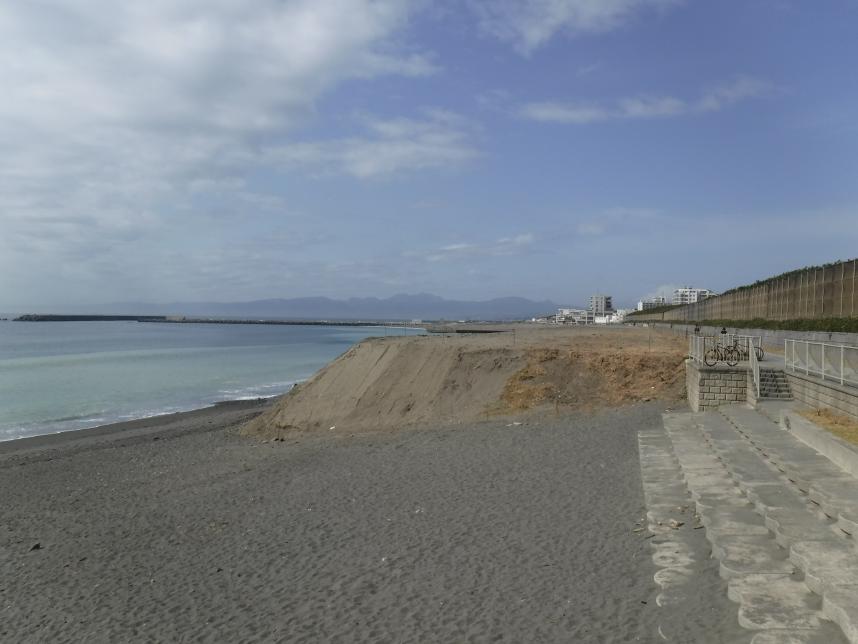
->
(13, 314, 407, 327)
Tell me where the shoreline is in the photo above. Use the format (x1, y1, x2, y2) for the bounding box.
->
(0, 393, 288, 447)
(0, 397, 274, 457)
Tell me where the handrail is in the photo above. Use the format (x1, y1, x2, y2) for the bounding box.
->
(784, 339, 858, 389)
(727, 334, 762, 348)
(689, 335, 711, 363)
(749, 335, 760, 397)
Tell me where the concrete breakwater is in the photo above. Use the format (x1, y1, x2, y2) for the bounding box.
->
(14, 314, 414, 328)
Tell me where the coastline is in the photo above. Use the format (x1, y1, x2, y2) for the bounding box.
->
(0, 321, 407, 444)
(0, 327, 748, 642)
(0, 398, 274, 458)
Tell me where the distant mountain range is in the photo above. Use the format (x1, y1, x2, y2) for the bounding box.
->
(100, 293, 562, 321)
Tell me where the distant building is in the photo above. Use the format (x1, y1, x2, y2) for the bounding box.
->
(636, 296, 666, 311)
(588, 294, 613, 316)
(672, 287, 714, 306)
(595, 309, 630, 325)
(556, 308, 593, 325)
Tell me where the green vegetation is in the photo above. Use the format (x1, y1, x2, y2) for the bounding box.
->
(626, 304, 681, 317)
(719, 258, 858, 297)
(691, 317, 858, 333)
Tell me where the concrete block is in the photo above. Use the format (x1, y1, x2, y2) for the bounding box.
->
(823, 587, 858, 644)
(782, 411, 858, 478)
(728, 574, 824, 630)
(710, 534, 794, 579)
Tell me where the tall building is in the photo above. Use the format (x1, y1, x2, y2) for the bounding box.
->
(672, 287, 714, 305)
(636, 296, 666, 311)
(588, 294, 613, 316)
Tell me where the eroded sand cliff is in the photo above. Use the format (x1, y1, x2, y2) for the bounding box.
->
(242, 326, 687, 439)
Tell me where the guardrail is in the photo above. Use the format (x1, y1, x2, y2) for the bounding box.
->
(749, 335, 760, 396)
(728, 334, 761, 348)
(689, 336, 707, 363)
(784, 339, 858, 388)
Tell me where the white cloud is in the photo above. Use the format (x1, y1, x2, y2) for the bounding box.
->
(575, 207, 661, 237)
(520, 103, 612, 124)
(272, 110, 479, 178)
(469, 0, 682, 54)
(520, 77, 772, 123)
(409, 233, 536, 262)
(696, 76, 774, 112)
(643, 284, 680, 301)
(0, 1, 435, 304)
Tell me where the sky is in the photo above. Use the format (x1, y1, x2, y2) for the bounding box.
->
(2, 0, 858, 310)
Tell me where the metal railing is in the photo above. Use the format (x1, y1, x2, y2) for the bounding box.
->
(690, 335, 759, 365)
(749, 335, 760, 396)
(689, 335, 707, 363)
(784, 339, 858, 389)
(727, 334, 762, 359)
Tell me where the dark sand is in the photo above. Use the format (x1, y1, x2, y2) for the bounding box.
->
(1, 401, 740, 642)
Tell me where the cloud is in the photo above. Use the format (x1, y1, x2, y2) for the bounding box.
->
(409, 233, 536, 262)
(271, 110, 479, 178)
(696, 76, 774, 112)
(575, 207, 661, 237)
(0, 1, 435, 304)
(469, 0, 682, 54)
(643, 284, 680, 301)
(520, 77, 773, 123)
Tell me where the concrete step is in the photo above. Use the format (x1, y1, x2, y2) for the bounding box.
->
(657, 412, 846, 642)
(712, 406, 858, 642)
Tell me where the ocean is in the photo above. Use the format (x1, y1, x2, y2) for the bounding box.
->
(0, 320, 422, 441)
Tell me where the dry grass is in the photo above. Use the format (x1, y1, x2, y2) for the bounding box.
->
(499, 346, 687, 414)
(799, 408, 858, 446)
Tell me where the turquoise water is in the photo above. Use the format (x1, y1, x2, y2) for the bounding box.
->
(0, 321, 422, 441)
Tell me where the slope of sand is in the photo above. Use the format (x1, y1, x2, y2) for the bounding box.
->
(242, 325, 688, 439)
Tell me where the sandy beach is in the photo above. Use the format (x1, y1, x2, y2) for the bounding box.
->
(1, 327, 746, 642)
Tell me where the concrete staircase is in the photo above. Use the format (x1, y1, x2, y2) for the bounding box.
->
(757, 368, 792, 400)
(641, 405, 858, 642)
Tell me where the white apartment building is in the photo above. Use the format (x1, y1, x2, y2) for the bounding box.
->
(672, 287, 714, 306)
(588, 294, 613, 316)
(636, 296, 666, 311)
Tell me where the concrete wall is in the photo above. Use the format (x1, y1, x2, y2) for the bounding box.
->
(686, 360, 749, 412)
(785, 371, 858, 422)
(630, 259, 858, 323)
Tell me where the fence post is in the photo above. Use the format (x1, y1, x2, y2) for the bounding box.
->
(842, 346, 845, 386)
(806, 342, 810, 376)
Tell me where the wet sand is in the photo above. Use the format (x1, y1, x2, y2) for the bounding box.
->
(0, 398, 743, 642)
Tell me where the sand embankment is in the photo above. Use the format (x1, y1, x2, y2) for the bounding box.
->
(242, 326, 688, 439)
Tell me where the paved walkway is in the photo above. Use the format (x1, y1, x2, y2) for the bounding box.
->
(641, 402, 858, 642)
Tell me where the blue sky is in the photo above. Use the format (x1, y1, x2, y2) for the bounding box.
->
(2, 0, 857, 309)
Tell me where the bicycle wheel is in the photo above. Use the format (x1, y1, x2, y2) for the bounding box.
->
(755, 346, 764, 361)
(704, 348, 718, 367)
(725, 347, 739, 367)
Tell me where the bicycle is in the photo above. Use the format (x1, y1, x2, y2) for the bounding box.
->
(704, 341, 740, 367)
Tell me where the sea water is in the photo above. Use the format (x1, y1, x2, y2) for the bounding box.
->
(0, 320, 422, 441)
